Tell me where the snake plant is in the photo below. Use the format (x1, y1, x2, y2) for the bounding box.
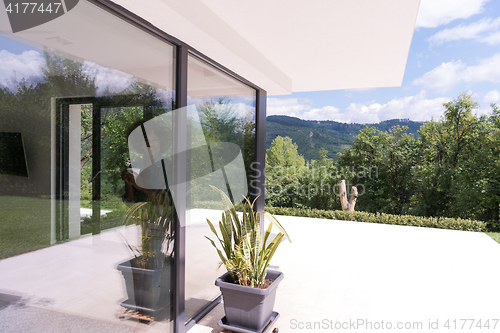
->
(206, 186, 291, 288)
(121, 189, 175, 269)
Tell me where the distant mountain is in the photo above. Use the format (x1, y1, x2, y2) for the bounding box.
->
(266, 115, 424, 161)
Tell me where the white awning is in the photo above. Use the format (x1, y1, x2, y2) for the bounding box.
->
(115, 0, 421, 95)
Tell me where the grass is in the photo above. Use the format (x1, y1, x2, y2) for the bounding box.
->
(0, 195, 129, 260)
(80, 209, 128, 235)
(486, 232, 500, 244)
(0, 196, 52, 259)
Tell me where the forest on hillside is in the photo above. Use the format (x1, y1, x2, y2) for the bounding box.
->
(266, 115, 423, 161)
(265, 93, 500, 230)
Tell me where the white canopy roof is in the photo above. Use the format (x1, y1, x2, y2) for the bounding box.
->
(115, 0, 421, 95)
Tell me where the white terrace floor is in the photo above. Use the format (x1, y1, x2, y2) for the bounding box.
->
(1, 211, 500, 333)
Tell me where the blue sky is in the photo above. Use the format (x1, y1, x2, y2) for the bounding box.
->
(267, 0, 500, 123)
(2, 0, 500, 124)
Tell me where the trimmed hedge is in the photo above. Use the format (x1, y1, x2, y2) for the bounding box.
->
(265, 207, 487, 232)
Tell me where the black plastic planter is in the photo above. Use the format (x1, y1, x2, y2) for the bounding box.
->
(215, 270, 284, 332)
(117, 257, 171, 313)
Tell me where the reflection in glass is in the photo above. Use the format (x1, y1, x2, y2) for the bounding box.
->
(0, 1, 175, 330)
(184, 54, 257, 322)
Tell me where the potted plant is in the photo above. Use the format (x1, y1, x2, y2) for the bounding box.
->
(117, 190, 175, 314)
(206, 186, 291, 332)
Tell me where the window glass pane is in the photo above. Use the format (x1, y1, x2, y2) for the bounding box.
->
(185, 54, 257, 321)
(0, 1, 175, 330)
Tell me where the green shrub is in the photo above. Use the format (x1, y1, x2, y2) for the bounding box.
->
(265, 207, 487, 232)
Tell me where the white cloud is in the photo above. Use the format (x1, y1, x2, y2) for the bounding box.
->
(184, 96, 254, 119)
(267, 91, 451, 124)
(301, 106, 341, 121)
(0, 50, 43, 86)
(481, 30, 500, 44)
(339, 103, 381, 124)
(83, 60, 134, 94)
(428, 17, 500, 45)
(412, 60, 465, 93)
(463, 54, 500, 82)
(413, 54, 500, 93)
(416, 0, 490, 28)
(0, 52, 141, 95)
(476, 91, 499, 115)
(94, 70, 133, 94)
(266, 97, 312, 117)
(341, 92, 449, 123)
(231, 102, 255, 119)
(269, 93, 450, 124)
(484, 90, 500, 105)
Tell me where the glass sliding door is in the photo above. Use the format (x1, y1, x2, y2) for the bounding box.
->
(184, 54, 257, 322)
(0, 1, 176, 331)
(0, 0, 266, 331)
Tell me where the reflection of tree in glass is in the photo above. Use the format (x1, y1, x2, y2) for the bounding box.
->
(101, 106, 143, 195)
(198, 97, 244, 145)
(195, 97, 257, 201)
(42, 52, 98, 173)
(0, 52, 97, 195)
(43, 52, 97, 97)
(101, 82, 174, 195)
(79, 80, 174, 203)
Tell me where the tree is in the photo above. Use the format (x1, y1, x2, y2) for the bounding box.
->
(443, 93, 479, 168)
(337, 125, 420, 215)
(481, 103, 500, 224)
(413, 93, 481, 218)
(198, 97, 244, 145)
(294, 149, 340, 210)
(186, 97, 258, 204)
(448, 103, 500, 223)
(197, 97, 257, 195)
(42, 52, 97, 97)
(412, 120, 452, 217)
(265, 136, 305, 170)
(265, 136, 306, 207)
(264, 138, 341, 209)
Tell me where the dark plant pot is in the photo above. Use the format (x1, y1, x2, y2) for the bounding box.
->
(215, 270, 284, 331)
(117, 257, 171, 312)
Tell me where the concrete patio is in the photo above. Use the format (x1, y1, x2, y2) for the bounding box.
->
(1, 212, 499, 332)
(193, 215, 500, 333)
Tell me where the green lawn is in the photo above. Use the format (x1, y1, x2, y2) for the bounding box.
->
(0, 196, 129, 259)
(0, 196, 52, 259)
(486, 232, 500, 244)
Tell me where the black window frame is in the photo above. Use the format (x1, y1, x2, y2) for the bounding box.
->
(88, 1, 267, 332)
